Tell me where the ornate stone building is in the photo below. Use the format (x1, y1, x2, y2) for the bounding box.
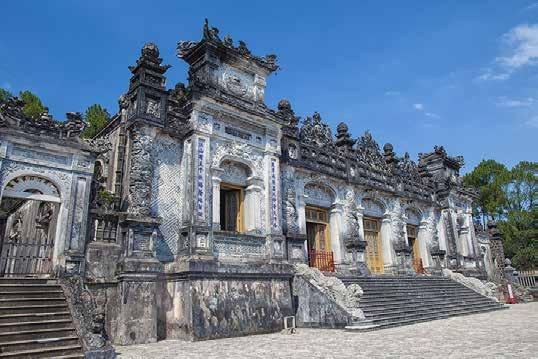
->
(0, 20, 497, 350)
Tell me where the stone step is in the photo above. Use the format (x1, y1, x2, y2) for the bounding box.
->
(359, 292, 489, 305)
(341, 277, 506, 331)
(0, 284, 62, 293)
(360, 297, 496, 310)
(0, 312, 71, 324)
(0, 328, 77, 343)
(341, 276, 449, 282)
(0, 304, 69, 315)
(0, 298, 67, 307)
(363, 302, 502, 321)
(368, 305, 506, 327)
(347, 306, 506, 332)
(0, 336, 80, 353)
(0, 290, 65, 299)
(0, 320, 74, 333)
(361, 298, 497, 314)
(359, 287, 478, 297)
(346, 281, 463, 288)
(0, 344, 83, 358)
(0, 278, 56, 285)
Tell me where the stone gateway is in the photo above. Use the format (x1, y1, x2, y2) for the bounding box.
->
(0, 20, 507, 357)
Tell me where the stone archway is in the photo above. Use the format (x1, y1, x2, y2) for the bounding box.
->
(0, 175, 61, 277)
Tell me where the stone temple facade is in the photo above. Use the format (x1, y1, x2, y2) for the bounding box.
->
(0, 20, 496, 349)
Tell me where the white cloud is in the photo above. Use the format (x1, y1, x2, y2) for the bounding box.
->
(478, 24, 538, 81)
(425, 112, 441, 119)
(524, 3, 538, 11)
(496, 96, 535, 107)
(413, 103, 424, 111)
(524, 117, 538, 128)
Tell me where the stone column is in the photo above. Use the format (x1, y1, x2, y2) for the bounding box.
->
(244, 177, 263, 233)
(380, 215, 395, 273)
(417, 220, 433, 269)
(113, 124, 163, 345)
(329, 203, 344, 266)
(210, 168, 223, 230)
(297, 193, 307, 236)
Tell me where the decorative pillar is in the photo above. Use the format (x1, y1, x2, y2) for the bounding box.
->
(329, 203, 344, 267)
(488, 221, 506, 283)
(344, 207, 369, 275)
(380, 215, 396, 273)
(113, 124, 162, 345)
(297, 193, 307, 236)
(417, 220, 433, 269)
(210, 168, 223, 230)
(244, 176, 263, 233)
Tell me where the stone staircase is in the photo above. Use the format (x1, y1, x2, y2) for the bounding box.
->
(0, 277, 84, 358)
(342, 276, 506, 331)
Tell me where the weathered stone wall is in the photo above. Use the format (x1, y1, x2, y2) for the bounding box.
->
(162, 277, 293, 340)
(292, 264, 363, 328)
(150, 133, 184, 261)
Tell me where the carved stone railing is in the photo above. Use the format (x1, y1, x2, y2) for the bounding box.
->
(57, 275, 116, 358)
(89, 209, 120, 242)
(213, 231, 267, 258)
(284, 141, 433, 202)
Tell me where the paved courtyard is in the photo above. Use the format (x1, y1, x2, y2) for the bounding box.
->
(117, 302, 538, 359)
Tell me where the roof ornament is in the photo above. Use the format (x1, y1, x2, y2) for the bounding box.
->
(355, 131, 389, 172)
(335, 122, 356, 153)
(0, 97, 86, 140)
(299, 112, 334, 148)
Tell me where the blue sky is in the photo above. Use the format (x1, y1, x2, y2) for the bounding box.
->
(1, 1, 537, 172)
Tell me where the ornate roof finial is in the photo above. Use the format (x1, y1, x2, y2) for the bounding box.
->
(203, 18, 220, 41)
(335, 122, 356, 152)
(299, 112, 334, 148)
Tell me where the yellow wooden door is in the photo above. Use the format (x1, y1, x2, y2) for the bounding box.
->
(305, 207, 331, 252)
(407, 224, 420, 259)
(364, 218, 384, 274)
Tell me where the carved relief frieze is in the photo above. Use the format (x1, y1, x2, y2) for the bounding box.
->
(127, 127, 154, 216)
(210, 139, 263, 178)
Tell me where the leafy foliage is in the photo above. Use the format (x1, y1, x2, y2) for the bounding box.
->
(465, 160, 537, 270)
(81, 104, 110, 139)
(19, 90, 45, 119)
(0, 88, 12, 102)
(498, 208, 538, 270)
(463, 160, 510, 221)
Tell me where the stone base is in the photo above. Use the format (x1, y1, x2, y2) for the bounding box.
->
(162, 273, 294, 340)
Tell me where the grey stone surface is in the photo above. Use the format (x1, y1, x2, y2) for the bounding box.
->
(117, 302, 538, 359)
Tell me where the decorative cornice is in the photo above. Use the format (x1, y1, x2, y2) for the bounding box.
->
(0, 97, 86, 141)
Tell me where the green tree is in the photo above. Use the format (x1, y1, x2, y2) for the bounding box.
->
(463, 159, 510, 224)
(19, 90, 45, 119)
(508, 161, 538, 211)
(0, 88, 12, 102)
(498, 208, 538, 270)
(81, 104, 110, 139)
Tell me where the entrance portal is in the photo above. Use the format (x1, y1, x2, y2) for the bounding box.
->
(407, 224, 424, 273)
(306, 206, 334, 272)
(0, 176, 61, 277)
(364, 217, 384, 274)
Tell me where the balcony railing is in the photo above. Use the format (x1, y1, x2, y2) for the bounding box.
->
(309, 250, 335, 272)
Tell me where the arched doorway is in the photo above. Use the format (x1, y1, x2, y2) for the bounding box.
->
(304, 182, 335, 272)
(405, 208, 422, 273)
(0, 175, 61, 277)
(362, 198, 385, 274)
